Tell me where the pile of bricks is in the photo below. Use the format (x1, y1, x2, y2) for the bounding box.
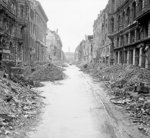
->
(0, 77, 45, 137)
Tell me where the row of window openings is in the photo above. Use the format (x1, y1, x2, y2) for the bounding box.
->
(116, 49, 147, 67)
(30, 24, 45, 38)
(20, 5, 46, 28)
(0, 19, 24, 38)
(111, 12, 135, 33)
(111, 0, 150, 33)
(111, 0, 148, 13)
(116, 29, 149, 47)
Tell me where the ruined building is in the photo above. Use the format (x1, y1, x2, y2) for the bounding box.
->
(75, 0, 150, 69)
(74, 40, 85, 63)
(108, 0, 150, 68)
(84, 35, 93, 63)
(61, 51, 66, 61)
(93, 6, 111, 64)
(74, 35, 93, 63)
(46, 29, 63, 62)
(0, 0, 48, 67)
(0, 0, 27, 66)
(75, 5, 111, 65)
(23, 0, 48, 65)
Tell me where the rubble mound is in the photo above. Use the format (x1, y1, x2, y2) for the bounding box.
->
(0, 77, 44, 137)
(27, 63, 65, 82)
(103, 65, 150, 135)
(81, 62, 150, 136)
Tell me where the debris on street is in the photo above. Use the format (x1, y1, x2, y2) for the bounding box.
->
(81, 63, 150, 136)
(0, 61, 66, 138)
(0, 76, 45, 138)
(26, 63, 65, 82)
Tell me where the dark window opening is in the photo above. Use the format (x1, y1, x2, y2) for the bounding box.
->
(117, 37, 119, 47)
(122, 12, 125, 28)
(130, 30, 135, 43)
(139, 0, 143, 11)
(127, 7, 130, 25)
(0, 53, 2, 61)
(126, 33, 129, 44)
(116, 52, 118, 63)
(132, 2, 136, 19)
(118, 15, 120, 31)
(135, 48, 140, 66)
(124, 51, 128, 63)
(20, 5, 24, 17)
(111, 17, 114, 33)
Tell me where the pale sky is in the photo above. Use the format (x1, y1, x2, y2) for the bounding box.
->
(38, 0, 108, 52)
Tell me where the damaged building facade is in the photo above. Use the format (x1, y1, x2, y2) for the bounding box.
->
(46, 29, 63, 62)
(75, 5, 110, 65)
(75, 0, 150, 70)
(21, 0, 48, 65)
(74, 40, 85, 63)
(84, 35, 94, 63)
(93, 6, 111, 64)
(0, 0, 27, 66)
(34, 1, 48, 64)
(74, 35, 93, 63)
(0, 0, 48, 67)
(108, 0, 150, 68)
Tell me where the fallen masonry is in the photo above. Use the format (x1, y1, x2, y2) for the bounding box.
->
(26, 63, 65, 82)
(0, 76, 45, 138)
(0, 62, 66, 137)
(81, 63, 150, 136)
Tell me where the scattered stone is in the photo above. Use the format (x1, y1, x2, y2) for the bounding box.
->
(0, 77, 44, 137)
(27, 63, 65, 82)
(81, 63, 150, 136)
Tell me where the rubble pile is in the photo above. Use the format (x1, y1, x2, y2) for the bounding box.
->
(0, 77, 45, 138)
(80, 62, 106, 74)
(53, 60, 68, 68)
(98, 64, 150, 135)
(81, 62, 150, 135)
(27, 63, 65, 82)
(10, 74, 36, 88)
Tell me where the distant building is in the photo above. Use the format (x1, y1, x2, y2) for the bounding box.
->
(85, 35, 94, 63)
(61, 51, 66, 61)
(74, 40, 85, 63)
(93, 5, 111, 64)
(65, 52, 74, 63)
(46, 29, 63, 62)
(25, 0, 48, 65)
(75, 35, 93, 63)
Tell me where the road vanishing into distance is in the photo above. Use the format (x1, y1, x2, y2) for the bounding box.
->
(29, 65, 136, 138)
